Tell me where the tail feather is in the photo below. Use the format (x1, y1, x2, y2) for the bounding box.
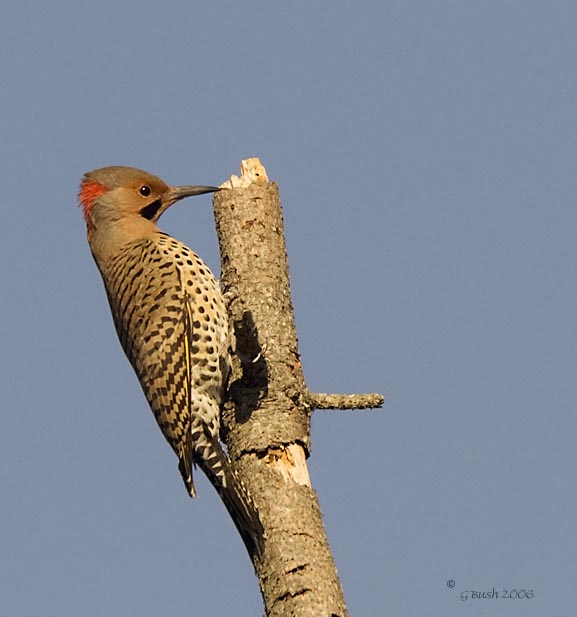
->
(178, 441, 196, 498)
(186, 431, 264, 558)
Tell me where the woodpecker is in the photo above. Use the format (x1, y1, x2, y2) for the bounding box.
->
(79, 165, 262, 555)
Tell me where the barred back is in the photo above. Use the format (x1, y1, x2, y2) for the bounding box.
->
(95, 232, 263, 554)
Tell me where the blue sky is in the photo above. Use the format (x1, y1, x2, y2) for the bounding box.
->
(1, 2, 575, 615)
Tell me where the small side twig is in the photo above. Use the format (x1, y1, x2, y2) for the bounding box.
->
(305, 391, 384, 411)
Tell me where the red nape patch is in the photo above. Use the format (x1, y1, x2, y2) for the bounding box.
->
(79, 180, 107, 222)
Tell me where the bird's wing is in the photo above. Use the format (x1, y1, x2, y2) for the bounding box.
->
(106, 241, 192, 460)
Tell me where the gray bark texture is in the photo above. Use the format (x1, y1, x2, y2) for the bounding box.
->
(212, 159, 383, 616)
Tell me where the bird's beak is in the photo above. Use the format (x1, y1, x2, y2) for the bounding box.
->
(164, 185, 220, 206)
(149, 185, 220, 221)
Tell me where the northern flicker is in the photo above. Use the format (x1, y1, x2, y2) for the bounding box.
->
(79, 165, 262, 555)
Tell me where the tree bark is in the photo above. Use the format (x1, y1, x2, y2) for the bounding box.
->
(212, 158, 383, 616)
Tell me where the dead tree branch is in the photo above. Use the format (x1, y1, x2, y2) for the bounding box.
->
(213, 158, 383, 616)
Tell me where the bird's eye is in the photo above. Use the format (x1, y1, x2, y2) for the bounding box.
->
(139, 185, 151, 197)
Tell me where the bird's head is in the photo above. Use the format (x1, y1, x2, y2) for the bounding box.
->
(79, 166, 219, 231)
